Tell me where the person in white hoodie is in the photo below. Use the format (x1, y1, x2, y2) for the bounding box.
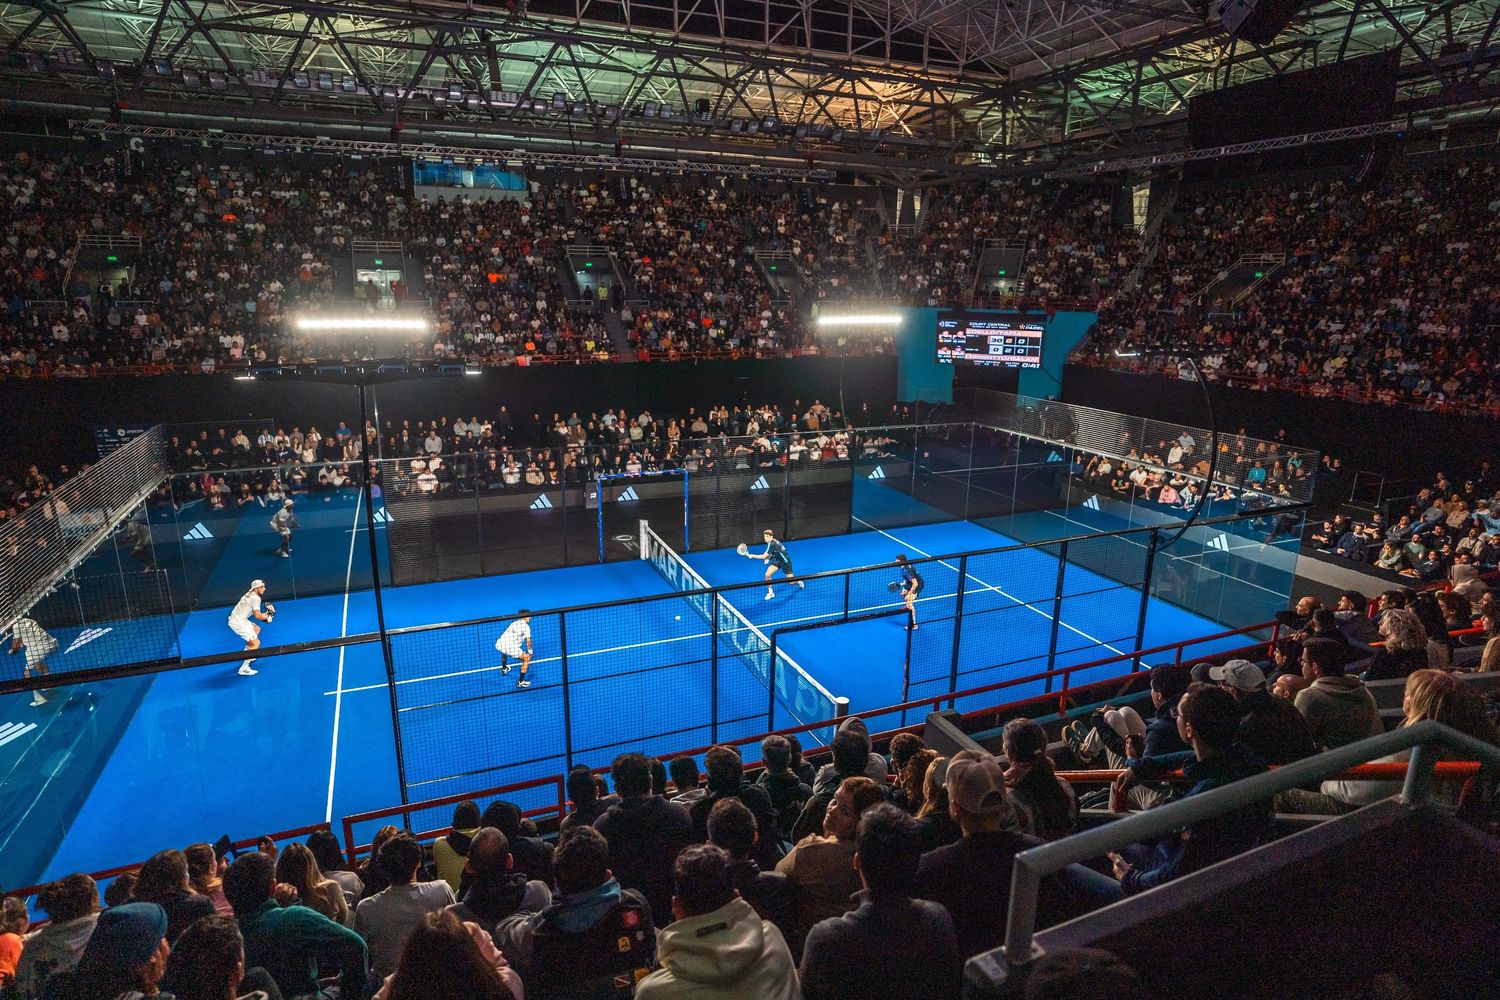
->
(634, 845, 800, 1000)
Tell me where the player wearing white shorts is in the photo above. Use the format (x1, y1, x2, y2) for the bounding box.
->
(8, 616, 58, 707)
(270, 499, 298, 558)
(495, 611, 533, 690)
(228, 580, 275, 676)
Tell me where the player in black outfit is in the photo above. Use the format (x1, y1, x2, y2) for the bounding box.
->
(896, 554, 924, 631)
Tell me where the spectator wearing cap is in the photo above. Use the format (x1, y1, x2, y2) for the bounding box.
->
(914, 750, 1082, 960)
(775, 775, 886, 955)
(64, 901, 172, 1000)
(1333, 590, 1381, 646)
(225, 850, 368, 999)
(1209, 660, 1317, 766)
(799, 804, 960, 1000)
(12, 873, 100, 996)
(634, 844, 800, 1000)
(1109, 684, 1272, 895)
(1288, 638, 1384, 750)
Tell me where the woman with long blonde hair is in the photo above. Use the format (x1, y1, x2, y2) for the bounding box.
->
(276, 842, 349, 925)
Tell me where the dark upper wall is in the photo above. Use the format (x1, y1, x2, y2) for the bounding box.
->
(1061, 364, 1492, 480)
(8, 356, 899, 466)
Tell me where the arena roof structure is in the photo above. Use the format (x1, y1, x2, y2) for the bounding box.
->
(1, 0, 1498, 175)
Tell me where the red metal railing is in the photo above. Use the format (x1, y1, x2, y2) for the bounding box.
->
(2, 822, 332, 906)
(1055, 762, 1484, 784)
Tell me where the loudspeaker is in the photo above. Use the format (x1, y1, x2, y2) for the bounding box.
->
(1217, 0, 1300, 44)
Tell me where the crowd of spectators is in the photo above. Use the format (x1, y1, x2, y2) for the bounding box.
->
(0, 461, 86, 528)
(1078, 162, 1500, 417)
(1308, 462, 1500, 581)
(11, 597, 1496, 999)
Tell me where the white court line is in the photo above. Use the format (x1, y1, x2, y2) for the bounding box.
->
(321, 588, 957, 698)
(851, 517, 1129, 658)
(324, 488, 363, 823)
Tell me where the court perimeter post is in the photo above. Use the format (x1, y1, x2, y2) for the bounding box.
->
(710, 593, 720, 745)
(1132, 527, 1161, 672)
(947, 554, 967, 710)
(559, 611, 574, 771)
(1043, 540, 1069, 694)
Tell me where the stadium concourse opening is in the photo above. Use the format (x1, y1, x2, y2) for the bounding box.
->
(0, 395, 1314, 888)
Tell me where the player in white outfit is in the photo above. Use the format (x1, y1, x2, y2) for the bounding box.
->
(8, 616, 58, 707)
(495, 611, 533, 689)
(270, 499, 298, 558)
(228, 580, 276, 676)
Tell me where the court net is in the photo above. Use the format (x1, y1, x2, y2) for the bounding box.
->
(640, 520, 839, 743)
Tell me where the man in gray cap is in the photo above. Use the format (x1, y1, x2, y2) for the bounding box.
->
(66, 901, 172, 999)
(913, 750, 1076, 960)
(1209, 659, 1316, 766)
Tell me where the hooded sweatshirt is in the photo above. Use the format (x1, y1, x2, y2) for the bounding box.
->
(811, 717, 890, 795)
(634, 897, 800, 1000)
(1294, 675, 1383, 750)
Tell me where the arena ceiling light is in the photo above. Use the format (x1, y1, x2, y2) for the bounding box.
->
(294, 316, 430, 333)
(815, 312, 903, 328)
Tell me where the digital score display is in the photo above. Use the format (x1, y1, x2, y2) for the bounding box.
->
(935, 314, 1046, 368)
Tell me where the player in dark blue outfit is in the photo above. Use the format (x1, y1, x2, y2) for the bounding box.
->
(896, 554, 924, 631)
(748, 528, 805, 600)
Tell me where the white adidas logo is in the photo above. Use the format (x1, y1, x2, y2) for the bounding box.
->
(65, 626, 113, 654)
(1208, 533, 1232, 552)
(750, 476, 770, 491)
(867, 466, 886, 480)
(0, 720, 38, 748)
(529, 493, 554, 510)
(617, 487, 639, 502)
(373, 509, 392, 523)
(184, 522, 213, 540)
(1083, 495, 1101, 511)
(1046, 451, 1064, 463)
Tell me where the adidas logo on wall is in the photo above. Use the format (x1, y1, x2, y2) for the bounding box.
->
(1083, 495, 1101, 511)
(373, 509, 393, 524)
(617, 487, 640, 502)
(0, 721, 38, 748)
(1046, 451, 1064, 463)
(1208, 533, 1232, 552)
(867, 466, 886, 480)
(184, 523, 213, 540)
(750, 476, 770, 491)
(65, 627, 113, 654)
(529, 494, 554, 510)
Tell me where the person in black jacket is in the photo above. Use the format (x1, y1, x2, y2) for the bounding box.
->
(1208, 660, 1317, 766)
(594, 752, 695, 919)
(755, 735, 812, 845)
(689, 746, 781, 868)
(481, 800, 554, 888)
(131, 849, 217, 944)
(707, 798, 795, 944)
(446, 827, 552, 943)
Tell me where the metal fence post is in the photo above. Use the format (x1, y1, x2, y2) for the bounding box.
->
(947, 554, 967, 710)
(782, 456, 792, 541)
(1133, 528, 1160, 671)
(767, 629, 780, 732)
(1044, 539, 1069, 693)
(710, 594, 720, 745)
(559, 611, 574, 772)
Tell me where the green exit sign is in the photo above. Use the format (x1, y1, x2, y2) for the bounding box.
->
(1254, 271, 1264, 278)
(106, 255, 119, 263)
(770, 265, 778, 271)
(374, 258, 384, 265)
(998, 269, 1007, 276)
(585, 261, 594, 268)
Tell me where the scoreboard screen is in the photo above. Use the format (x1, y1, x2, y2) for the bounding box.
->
(935, 314, 1045, 368)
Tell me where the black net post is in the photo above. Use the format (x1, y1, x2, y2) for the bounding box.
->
(781, 456, 792, 541)
(1133, 527, 1161, 672)
(947, 553, 967, 710)
(710, 593, 720, 745)
(900, 616, 915, 728)
(1043, 539, 1070, 694)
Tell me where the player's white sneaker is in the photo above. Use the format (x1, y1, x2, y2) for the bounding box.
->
(796, 580, 805, 589)
(238, 665, 258, 676)
(764, 592, 774, 601)
(500, 664, 512, 675)
(277, 551, 289, 558)
(516, 678, 531, 689)
(30, 691, 48, 707)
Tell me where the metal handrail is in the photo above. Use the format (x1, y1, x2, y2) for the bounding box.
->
(1001, 720, 1500, 963)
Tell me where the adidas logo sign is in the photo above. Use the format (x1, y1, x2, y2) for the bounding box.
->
(373, 509, 393, 524)
(617, 487, 640, 502)
(1208, 533, 1231, 552)
(529, 493, 554, 510)
(184, 522, 213, 540)
(1046, 451, 1064, 463)
(1083, 495, 1101, 511)
(867, 466, 886, 480)
(750, 476, 770, 491)
(65, 626, 113, 654)
(0, 721, 38, 749)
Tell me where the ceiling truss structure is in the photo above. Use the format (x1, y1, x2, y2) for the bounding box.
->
(0, 0, 1497, 175)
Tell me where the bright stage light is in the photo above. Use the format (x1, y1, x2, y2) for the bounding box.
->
(294, 316, 430, 333)
(815, 312, 903, 328)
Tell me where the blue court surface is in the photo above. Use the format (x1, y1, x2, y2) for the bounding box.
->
(2, 515, 1264, 889)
